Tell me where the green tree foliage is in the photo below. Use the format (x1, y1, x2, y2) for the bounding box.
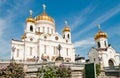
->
(96, 64, 101, 76)
(37, 64, 71, 78)
(0, 62, 25, 78)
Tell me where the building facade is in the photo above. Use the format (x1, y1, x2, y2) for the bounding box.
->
(11, 5, 75, 62)
(88, 25, 119, 67)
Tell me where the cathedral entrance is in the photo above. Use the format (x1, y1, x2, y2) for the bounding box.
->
(108, 59, 114, 67)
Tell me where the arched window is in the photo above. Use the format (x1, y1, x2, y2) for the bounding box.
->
(63, 35, 65, 38)
(30, 25, 33, 32)
(98, 42, 101, 48)
(109, 59, 114, 67)
(67, 34, 70, 38)
(30, 47, 32, 56)
(66, 48, 68, 56)
(43, 27, 45, 33)
(38, 27, 40, 32)
(44, 45, 46, 53)
(104, 41, 107, 47)
(17, 49, 19, 57)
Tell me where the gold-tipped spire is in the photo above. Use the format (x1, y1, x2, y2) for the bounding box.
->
(94, 24, 107, 40)
(35, 4, 55, 23)
(26, 9, 35, 23)
(63, 21, 71, 32)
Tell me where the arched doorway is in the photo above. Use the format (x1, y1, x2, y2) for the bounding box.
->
(108, 59, 114, 67)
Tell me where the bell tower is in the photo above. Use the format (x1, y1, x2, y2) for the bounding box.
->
(94, 24, 108, 49)
(62, 21, 71, 43)
(25, 10, 36, 33)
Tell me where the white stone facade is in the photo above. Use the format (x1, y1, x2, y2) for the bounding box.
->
(11, 6, 75, 62)
(88, 26, 119, 67)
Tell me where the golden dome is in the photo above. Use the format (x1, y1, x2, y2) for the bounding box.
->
(26, 17, 35, 23)
(21, 34, 27, 39)
(63, 26, 71, 32)
(26, 10, 35, 23)
(35, 12, 55, 23)
(94, 31, 107, 40)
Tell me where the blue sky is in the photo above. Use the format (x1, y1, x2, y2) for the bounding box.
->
(0, 0, 120, 59)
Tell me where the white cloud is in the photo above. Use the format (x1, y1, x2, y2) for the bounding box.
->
(76, 4, 120, 36)
(73, 38, 95, 48)
(0, 19, 6, 36)
(0, 0, 7, 7)
(0, 1, 32, 58)
(71, 3, 97, 32)
(107, 23, 120, 37)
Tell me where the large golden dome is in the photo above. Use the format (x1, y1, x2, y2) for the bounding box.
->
(35, 12, 55, 23)
(94, 31, 107, 40)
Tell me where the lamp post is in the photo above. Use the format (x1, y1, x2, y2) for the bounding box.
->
(12, 46, 16, 61)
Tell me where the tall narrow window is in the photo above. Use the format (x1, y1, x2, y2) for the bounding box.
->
(63, 35, 65, 39)
(47, 27, 49, 34)
(98, 42, 101, 48)
(43, 27, 45, 33)
(104, 41, 107, 47)
(30, 25, 33, 32)
(44, 45, 46, 53)
(54, 46, 56, 54)
(67, 34, 70, 39)
(66, 48, 68, 56)
(30, 47, 32, 56)
(17, 49, 19, 57)
(51, 29, 53, 34)
(38, 27, 40, 32)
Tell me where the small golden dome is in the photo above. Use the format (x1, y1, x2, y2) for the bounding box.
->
(21, 34, 27, 39)
(94, 31, 107, 40)
(63, 26, 71, 32)
(26, 10, 35, 23)
(26, 17, 35, 23)
(35, 12, 55, 23)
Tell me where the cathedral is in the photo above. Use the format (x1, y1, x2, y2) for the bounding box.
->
(88, 25, 119, 67)
(11, 4, 75, 62)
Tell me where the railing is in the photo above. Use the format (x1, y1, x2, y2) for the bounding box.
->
(104, 66, 119, 72)
(0, 59, 10, 63)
